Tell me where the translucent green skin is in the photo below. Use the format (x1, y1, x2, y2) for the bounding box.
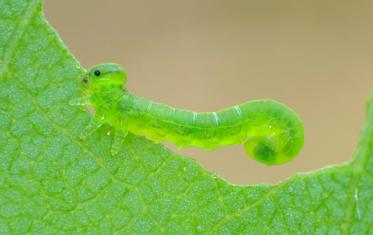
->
(82, 63, 304, 165)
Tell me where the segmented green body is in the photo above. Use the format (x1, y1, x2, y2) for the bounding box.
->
(81, 63, 304, 165)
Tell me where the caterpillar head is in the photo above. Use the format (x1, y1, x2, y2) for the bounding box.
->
(83, 63, 127, 94)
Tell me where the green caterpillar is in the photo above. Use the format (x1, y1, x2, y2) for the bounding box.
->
(75, 63, 304, 165)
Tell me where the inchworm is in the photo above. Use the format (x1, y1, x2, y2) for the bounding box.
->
(74, 63, 304, 165)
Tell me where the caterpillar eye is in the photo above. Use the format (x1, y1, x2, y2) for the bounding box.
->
(94, 70, 101, 77)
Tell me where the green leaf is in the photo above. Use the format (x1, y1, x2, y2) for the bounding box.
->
(0, 0, 372, 234)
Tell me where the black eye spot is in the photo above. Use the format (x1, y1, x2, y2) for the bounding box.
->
(94, 70, 101, 76)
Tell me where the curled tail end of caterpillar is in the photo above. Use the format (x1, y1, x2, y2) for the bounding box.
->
(244, 137, 278, 165)
(243, 135, 301, 165)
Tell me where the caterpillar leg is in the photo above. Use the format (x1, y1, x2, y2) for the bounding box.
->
(69, 96, 101, 139)
(69, 96, 90, 106)
(111, 129, 128, 156)
(79, 118, 102, 139)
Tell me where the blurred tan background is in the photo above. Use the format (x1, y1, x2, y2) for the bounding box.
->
(45, 0, 373, 184)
